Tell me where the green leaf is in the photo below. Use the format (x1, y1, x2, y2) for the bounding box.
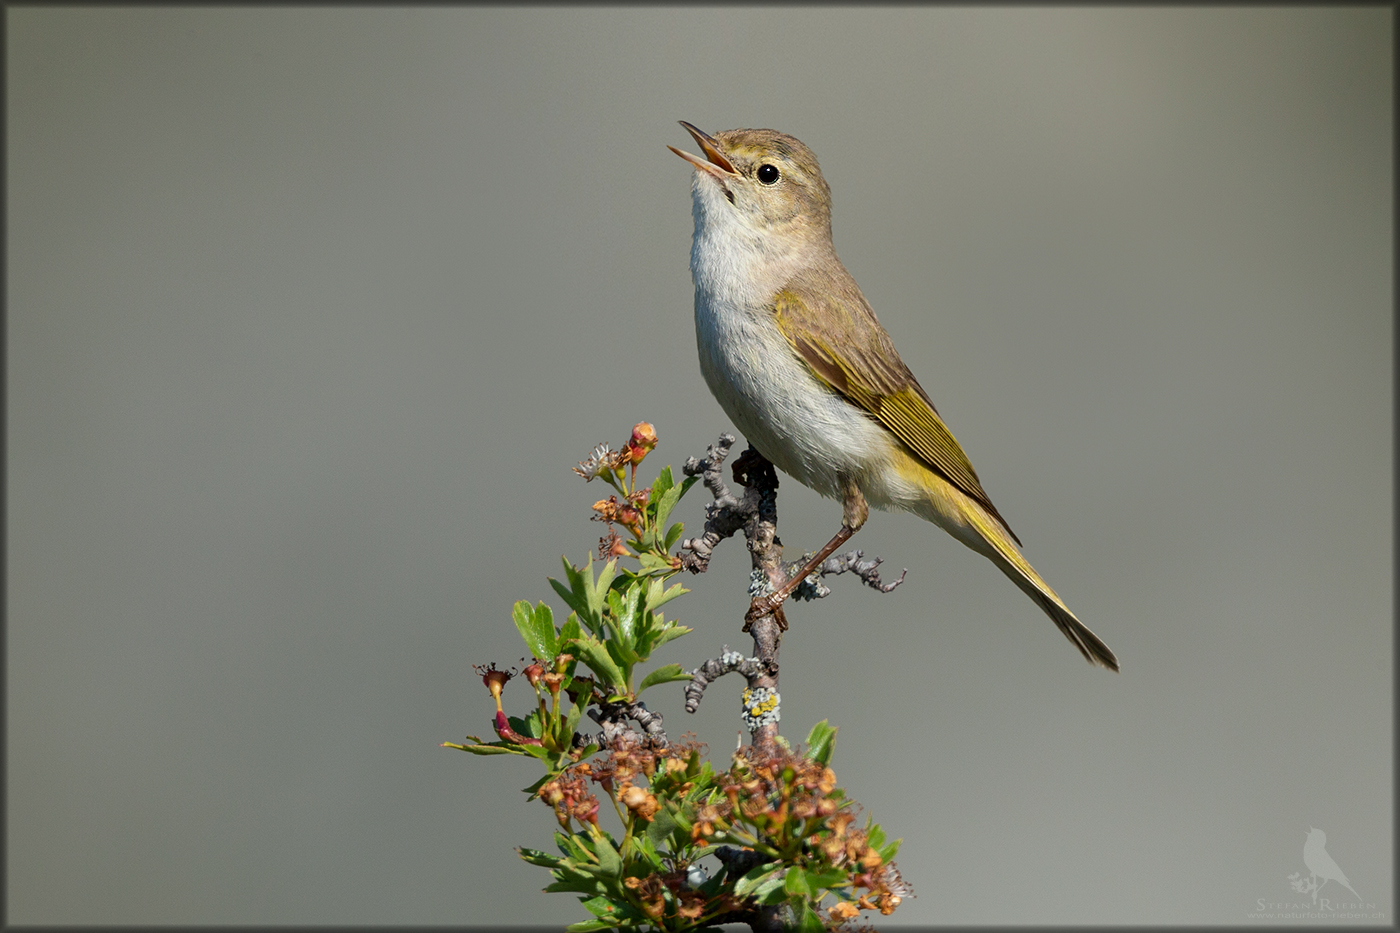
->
(559, 697, 584, 743)
(441, 742, 525, 756)
(564, 919, 617, 932)
(567, 633, 626, 690)
(866, 824, 885, 852)
(513, 600, 558, 660)
(644, 805, 678, 848)
(590, 558, 617, 620)
(607, 586, 643, 646)
(604, 636, 640, 679)
(521, 773, 554, 797)
(879, 838, 902, 862)
(645, 577, 688, 611)
(804, 867, 847, 890)
(795, 899, 826, 932)
(733, 864, 781, 899)
(631, 832, 665, 871)
(559, 613, 582, 648)
(520, 742, 555, 761)
(556, 830, 590, 860)
(804, 719, 837, 766)
(663, 798, 692, 835)
(581, 895, 621, 919)
(783, 866, 812, 898)
(637, 663, 692, 694)
(649, 623, 692, 651)
(550, 557, 590, 617)
(506, 713, 536, 739)
(556, 830, 587, 859)
(664, 522, 685, 551)
(755, 875, 790, 904)
(517, 846, 563, 867)
(651, 465, 675, 504)
(653, 483, 684, 532)
(591, 831, 623, 879)
(633, 551, 676, 577)
(545, 876, 607, 896)
(534, 602, 558, 657)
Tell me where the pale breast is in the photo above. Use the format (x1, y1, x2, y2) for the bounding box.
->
(687, 175, 907, 506)
(693, 290, 895, 502)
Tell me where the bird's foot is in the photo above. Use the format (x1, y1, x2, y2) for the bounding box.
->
(743, 596, 788, 632)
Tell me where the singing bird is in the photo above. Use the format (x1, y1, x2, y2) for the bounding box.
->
(670, 122, 1119, 670)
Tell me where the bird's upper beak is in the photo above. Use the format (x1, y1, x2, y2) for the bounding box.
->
(668, 121, 738, 180)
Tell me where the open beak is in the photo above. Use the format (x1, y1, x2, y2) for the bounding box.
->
(668, 121, 738, 180)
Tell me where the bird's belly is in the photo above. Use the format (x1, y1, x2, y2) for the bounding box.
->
(694, 297, 897, 502)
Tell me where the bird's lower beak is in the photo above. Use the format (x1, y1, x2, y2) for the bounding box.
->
(669, 121, 738, 180)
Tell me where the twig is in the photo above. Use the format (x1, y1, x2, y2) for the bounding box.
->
(585, 698, 668, 748)
(786, 549, 908, 601)
(680, 434, 906, 752)
(678, 434, 742, 573)
(683, 647, 769, 713)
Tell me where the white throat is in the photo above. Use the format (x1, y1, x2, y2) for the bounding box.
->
(688, 175, 805, 313)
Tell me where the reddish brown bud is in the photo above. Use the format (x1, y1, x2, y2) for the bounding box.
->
(571, 795, 599, 826)
(631, 422, 657, 451)
(474, 663, 513, 711)
(621, 422, 658, 468)
(616, 506, 643, 536)
(493, 709, 542, 746)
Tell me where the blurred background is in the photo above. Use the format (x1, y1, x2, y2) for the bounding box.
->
(7, 7, 1391, 926)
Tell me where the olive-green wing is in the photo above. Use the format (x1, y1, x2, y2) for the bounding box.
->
(771, 269, 1020, 545)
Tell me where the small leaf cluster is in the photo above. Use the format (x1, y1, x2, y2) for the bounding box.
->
(549, 553, 694, 701)
(445, 425, 697, 774)
(445, 424, 910, 930)
(515, 722, 907, 932)
(705, 723, 910, 929)
(442, 551, 692, 785)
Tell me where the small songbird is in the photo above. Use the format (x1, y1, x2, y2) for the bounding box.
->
(670, 122, 1119, 670)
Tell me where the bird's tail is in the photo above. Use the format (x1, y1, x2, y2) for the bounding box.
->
(963, 505, 1120, 671)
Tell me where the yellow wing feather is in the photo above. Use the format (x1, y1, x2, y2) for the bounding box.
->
(772, 278, 1021, 546)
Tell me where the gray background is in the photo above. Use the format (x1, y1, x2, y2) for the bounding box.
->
(7, 6, 1392, 926)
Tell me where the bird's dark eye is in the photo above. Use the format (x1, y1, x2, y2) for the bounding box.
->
(756, 164, 780, 185)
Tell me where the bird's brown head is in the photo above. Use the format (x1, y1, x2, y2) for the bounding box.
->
(669, 122, 833, 244)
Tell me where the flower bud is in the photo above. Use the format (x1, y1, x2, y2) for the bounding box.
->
(571, 796, 599, 826)
(622, 422, 658, 467)
(473, 663, 513, 711)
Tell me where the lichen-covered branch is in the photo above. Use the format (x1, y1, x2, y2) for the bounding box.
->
(677, 433, 743, 573)
(681, 434, 908, 748)
(453, 421, 915, 931)
(585, 698, 668, 748)
(787, 548, 908, 601)
(683, 647, 770, 713)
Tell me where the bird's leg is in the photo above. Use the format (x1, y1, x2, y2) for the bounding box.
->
(745, 481, 868, 628)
